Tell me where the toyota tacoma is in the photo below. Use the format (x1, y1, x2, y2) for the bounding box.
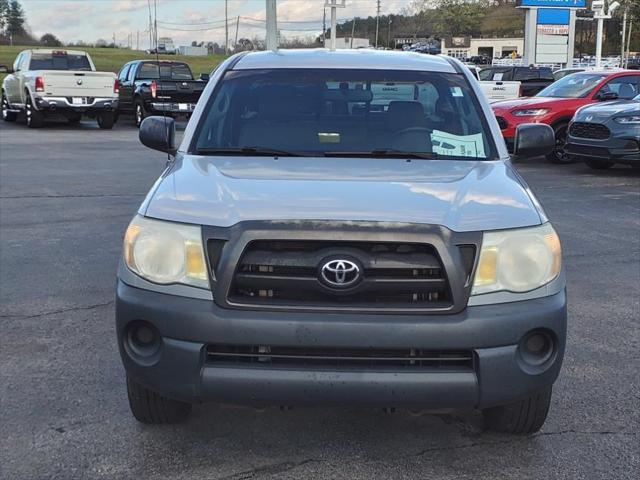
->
(117, 49, 565, 434)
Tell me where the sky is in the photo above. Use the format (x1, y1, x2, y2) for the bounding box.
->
(20, 0, 414, 48)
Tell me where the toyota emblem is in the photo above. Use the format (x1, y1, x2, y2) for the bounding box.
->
(319, 259, 361, 288)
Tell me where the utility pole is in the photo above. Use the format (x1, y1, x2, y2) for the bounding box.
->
(387, 18, 392, 49)
(266, 0, 278, 51)
(322, 6, 326, 47)
(626, 19, 633, 69)
(621, 8, 627, 68)
(137, 30, 140, 51)
(235, 15, 240, 52)
(350, 18, 356, 49)
(148, 0, 153, 50)
(225, 0, 229, 54)
(375, 0, 381, 48)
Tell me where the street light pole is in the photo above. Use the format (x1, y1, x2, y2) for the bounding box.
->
(266, 0, 278, 51)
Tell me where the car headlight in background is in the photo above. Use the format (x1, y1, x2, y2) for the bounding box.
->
(512, 108, 550, 117)
(613, 115, 640, 124)
(123, 215, 209, 289)
(472, 223, 561, 295)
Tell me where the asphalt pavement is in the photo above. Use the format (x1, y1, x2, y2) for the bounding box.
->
(1, 117, 638, 480)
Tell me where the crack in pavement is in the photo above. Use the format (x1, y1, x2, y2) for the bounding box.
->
(215, 458, 317, 480)
(0, 301, 114, 319)
(1, 194, 145, 199)
(410, 429, 637, 457)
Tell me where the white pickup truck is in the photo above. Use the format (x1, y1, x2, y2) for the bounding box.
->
(1, 49, 119, 128)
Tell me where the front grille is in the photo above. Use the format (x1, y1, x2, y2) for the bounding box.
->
(570, 122, 611, 140)
(205, 345, 474, 370)
(228, 240, 455, 310)
(495, 116, 508, 130)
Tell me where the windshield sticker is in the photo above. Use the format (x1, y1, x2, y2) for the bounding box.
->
(431, 130, 486, 158)
(450, 87, 463, 97)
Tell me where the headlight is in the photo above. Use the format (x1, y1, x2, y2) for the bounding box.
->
(512, 108, 550, 116)
(123, 215, 209, 289)
(472, 223, 561, 295)
(614, 115, 640, 124)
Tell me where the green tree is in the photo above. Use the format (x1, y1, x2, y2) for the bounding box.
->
(0, 0, 9, 36)
(431, 0, 491, 37)
(40, 32, 62, 46)
(7, 0, 26, 37)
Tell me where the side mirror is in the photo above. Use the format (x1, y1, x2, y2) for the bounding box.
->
(199, 73, 210, 82)
(0, 65, 13, 73)
(139, 116, 177, 155)
(513, 123, 555, 158)
(597, 91, 618, 101)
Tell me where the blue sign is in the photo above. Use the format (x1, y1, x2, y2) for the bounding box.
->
(517, 0, 586, 7)
(537, 8, 570, 25)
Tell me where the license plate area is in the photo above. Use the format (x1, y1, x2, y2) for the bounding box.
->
(178, 103, 189, 111)
(72, 97, 87, 105)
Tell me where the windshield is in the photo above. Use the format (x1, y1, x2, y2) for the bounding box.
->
(29, 52, 92, 71)
(537, 73, 607, 98)
(137, 63, 193, 80)
(193, 69, 498, 160)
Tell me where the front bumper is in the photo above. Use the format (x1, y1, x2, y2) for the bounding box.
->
(34, 96, 118, 112)
(566, 136, 640, 163)
(116, 280, 567, 410)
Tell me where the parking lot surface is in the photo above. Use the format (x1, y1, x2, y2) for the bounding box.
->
(1, 119, 638, 480)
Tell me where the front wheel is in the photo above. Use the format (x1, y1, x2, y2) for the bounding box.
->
(97, 111, 116, 129)
(585, 159, 614, 170)
(25, 94, 44, 128)
(126, 376, 192, 424)
(482, 386, 552, 434)
(2, 90, 17, 122)
(546, 124, 572, 164)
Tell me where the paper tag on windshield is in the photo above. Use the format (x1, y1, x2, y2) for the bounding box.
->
(430, 130, 486, 158)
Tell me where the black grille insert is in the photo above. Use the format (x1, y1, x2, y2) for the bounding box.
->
(228, 240, 453, 310)
(570, 122, 610, 140)
(206, 345, 474, 370)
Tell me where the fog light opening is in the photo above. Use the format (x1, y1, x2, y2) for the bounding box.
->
(519, 330, 555, 368)
(125, 321, 162, 360)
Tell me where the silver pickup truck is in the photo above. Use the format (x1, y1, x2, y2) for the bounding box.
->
(118, 49, 564, 434)
(1, 49, 119, 128)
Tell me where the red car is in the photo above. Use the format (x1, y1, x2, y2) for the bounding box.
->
(492, 70, 640, 163)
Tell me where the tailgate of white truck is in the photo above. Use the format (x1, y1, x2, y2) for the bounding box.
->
(41, 71, 115, 98)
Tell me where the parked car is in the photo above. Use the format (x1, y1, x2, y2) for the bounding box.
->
(479, 66, 555, 97)
(553, 68, 585, 81)
(492, 70, 640, 162)
(1, 49, 119, 128)
(116, 60, 208, 127)
(565, 93, 640, 169)
(117, 49, 565, 434)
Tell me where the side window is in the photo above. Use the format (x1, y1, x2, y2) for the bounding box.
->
(478, 68, 495, 81)
(13, 53, 24, 71)
(600, 76, 639, 100)
(514, 69, 539, 82)
(117, 64, 130, 82)
(127, 64, 137, 82)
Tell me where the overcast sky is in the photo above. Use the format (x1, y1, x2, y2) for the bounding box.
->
(21, 0, 414, 47)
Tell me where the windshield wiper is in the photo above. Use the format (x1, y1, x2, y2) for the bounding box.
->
(195, 146, 310, 157)
(324, 150, 443, 160)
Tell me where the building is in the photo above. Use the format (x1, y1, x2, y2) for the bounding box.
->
(178, 46, 208, 56)
(441, 36, 524, 59)
(333, 37, 370, 49)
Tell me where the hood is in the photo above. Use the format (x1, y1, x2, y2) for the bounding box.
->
(141, 156, 543, 232)
(492, 96, 575, 112)
(574, 99, 640, 121)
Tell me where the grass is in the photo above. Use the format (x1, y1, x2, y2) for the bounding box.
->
(0, 45, 228, 84)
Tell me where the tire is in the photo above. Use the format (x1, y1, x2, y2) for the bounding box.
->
(134, 100, 147, 128)
(546, 123, 572, 164)
(126, 375, 191, 424)
(1, 90, 17, 122)
(25, 94, 44, 128)
(97, 111, 116, 129)
(482, 386, 552, 434)
(585, 159, 614, 170)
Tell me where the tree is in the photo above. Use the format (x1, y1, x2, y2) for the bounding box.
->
(7, 0, 26, 37)
(0, 0, 9, 36)
(40, 32, 62, 46)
